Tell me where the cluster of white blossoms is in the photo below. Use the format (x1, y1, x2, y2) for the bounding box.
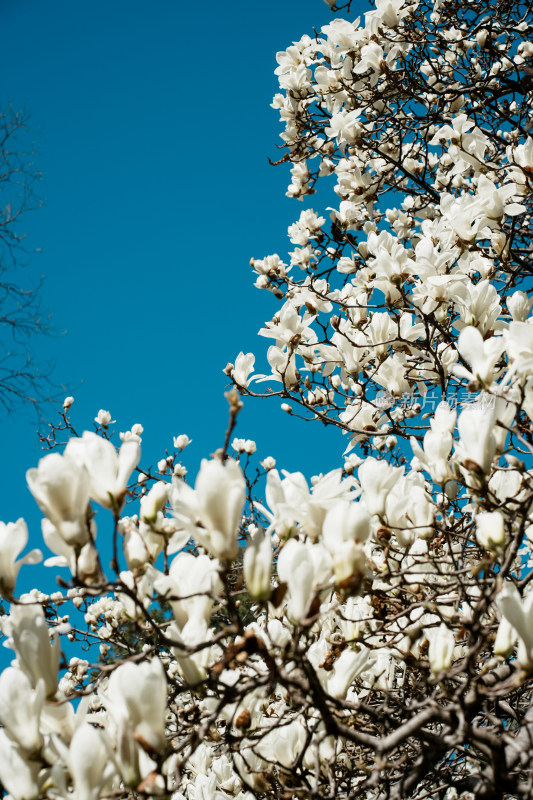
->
(2, 0, 533, 798)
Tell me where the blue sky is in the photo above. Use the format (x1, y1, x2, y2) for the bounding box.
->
(0, 0, 367, 573)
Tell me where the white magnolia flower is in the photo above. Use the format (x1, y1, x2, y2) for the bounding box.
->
(27, 452, 91, 547)
(243, 527, 272, 601)
(41, 519, 100, 582)
(456, 404, 497, 474)
(359, 458, 404, 517)
(325, 648, 370, 699)
(173, 433, 192, 450)
(140, 481, 169, 524)
(426, 623, 455, 674)
(0, 518, 41, 596)
(0, 729, 40, 800)
(66, 431, 140, 510)
(277, 539, 332, 622)
(95, 409, 114, 427)
(410, 402, 456, 485)
(455, 326, 505, 385)
(322, 501, 370, 582)
(497, 583, 533, 669)
(232, 352, 255, 388)
(505, 321, 533, 378)
(7, 604, 60, 697)
(475, 511, 505, 551)
(69, 723, 112, 800)
(152, 551, 222, 630)
(171, 458, 245, 561)
(257, 719, 307, 769)
(0, 668, 44, 752)
(494, 614, 517, 658)
(507, 290, 532, 322)
(105, 657, 167, 752)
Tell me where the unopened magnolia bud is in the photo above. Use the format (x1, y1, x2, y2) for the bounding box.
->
(427, 623, 455, 673)
(476, 29, 488, 48)
(63, 396, 74, 410)
(225, 388, 243, 414)
(140, 481, 168, 523)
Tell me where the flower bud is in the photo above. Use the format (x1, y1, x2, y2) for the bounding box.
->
(244, 527, 272, 601)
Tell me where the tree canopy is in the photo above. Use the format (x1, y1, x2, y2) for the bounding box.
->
(1, 1, 533, 799)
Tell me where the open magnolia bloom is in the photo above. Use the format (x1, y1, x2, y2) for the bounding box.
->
(171, 457, 245, 560)
(455, 325, 506, 386)
(65, 431, 140, 511)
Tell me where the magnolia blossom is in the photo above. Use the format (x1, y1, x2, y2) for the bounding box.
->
(0, 730, 40, 800)
(171, 458, 245, 560)
(410, 402, 456, 485)
(65, 431, 140, 510)
(173, 433, 192, 450)
(475, 511, 505, 551)
(456, 404, 497, 475)
(257, 719, 307, 769)
(68, 723, 111, 800)
(426, 623, 455, 674)
(152, 551, 222, 629)
(243, 527, 272, 601)
(27, 452, 91, 547)
(0, 668, 44, 752)
(497, 583, 533, 669)
(359, 458, 403, 517)
(140, 481, 169, 523)
(95, 409, 114, 427)
(7, 604, 60, 697)
(41, 518, 100, 582)
(105, 658, 167, 752)
(231, 352, 255, 388)
(321, 501, 370, 582)
(277, 539, 332, 622)
(0, 519, 41, 596)
(455, 326, 505, 385)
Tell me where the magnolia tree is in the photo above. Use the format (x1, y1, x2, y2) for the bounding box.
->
(2, 0, 533, 798)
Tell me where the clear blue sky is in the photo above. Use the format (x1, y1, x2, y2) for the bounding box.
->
(0, 0, 366, 565)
